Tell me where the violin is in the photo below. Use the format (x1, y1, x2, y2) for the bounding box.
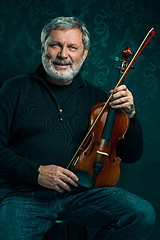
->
(67, 28, 155, 189)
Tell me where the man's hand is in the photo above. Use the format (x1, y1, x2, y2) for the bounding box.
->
(38, 165, 79, 193)
(109, 85, 135, 118)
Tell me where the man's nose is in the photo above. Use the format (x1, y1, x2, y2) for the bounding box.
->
(58, 47, 68, 59)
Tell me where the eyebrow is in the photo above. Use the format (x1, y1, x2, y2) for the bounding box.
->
(50, 41, 79, 48)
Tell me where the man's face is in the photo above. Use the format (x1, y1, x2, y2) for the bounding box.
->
(41, 28, 88, 85)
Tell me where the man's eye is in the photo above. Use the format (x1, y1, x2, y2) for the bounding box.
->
(49, 43, 59, 47)
(69, 46, 77, 50)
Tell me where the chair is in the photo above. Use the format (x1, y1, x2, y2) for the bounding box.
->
(46, 219, 88, 240)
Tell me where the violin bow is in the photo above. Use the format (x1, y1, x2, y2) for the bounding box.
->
(67, 27, 155, 169)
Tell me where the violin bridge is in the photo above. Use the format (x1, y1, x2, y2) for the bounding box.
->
(97, 150, 109, 156)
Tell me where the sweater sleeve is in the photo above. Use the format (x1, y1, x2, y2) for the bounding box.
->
(116, 114, 143, 163)
(0, 80, 40, 185)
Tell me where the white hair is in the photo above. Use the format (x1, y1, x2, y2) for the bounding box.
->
(41, 16, 90, 51)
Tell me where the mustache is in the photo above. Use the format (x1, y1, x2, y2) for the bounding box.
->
(52, 59, 72, 65)
(45, 54, 72, 65)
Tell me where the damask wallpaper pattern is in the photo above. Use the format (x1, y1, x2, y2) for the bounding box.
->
(0, 0, 160, 239)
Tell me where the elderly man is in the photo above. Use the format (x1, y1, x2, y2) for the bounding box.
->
(0, 17, 155, 239)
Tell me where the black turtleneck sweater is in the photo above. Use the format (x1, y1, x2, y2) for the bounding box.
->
(0, 64, 143, 187)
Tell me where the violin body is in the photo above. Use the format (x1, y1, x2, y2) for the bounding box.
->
(69, 103, 130, 188)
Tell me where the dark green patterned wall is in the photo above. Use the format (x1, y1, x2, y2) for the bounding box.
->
(0, 0, 160, 239)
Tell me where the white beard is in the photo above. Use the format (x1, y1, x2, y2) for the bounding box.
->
(42, 53, 83, 85)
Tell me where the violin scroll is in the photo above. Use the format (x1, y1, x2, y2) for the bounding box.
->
(113, 47, 133, 74)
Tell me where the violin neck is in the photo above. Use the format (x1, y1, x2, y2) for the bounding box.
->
(101, 68, 124, 141)
(102, 108, 116, 141)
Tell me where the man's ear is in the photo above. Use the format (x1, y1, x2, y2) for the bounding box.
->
(41, 42, 44, 54)
(82, 48, 89, 62)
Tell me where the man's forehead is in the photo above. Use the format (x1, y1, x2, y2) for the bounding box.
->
(49, 28, 83, 41)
